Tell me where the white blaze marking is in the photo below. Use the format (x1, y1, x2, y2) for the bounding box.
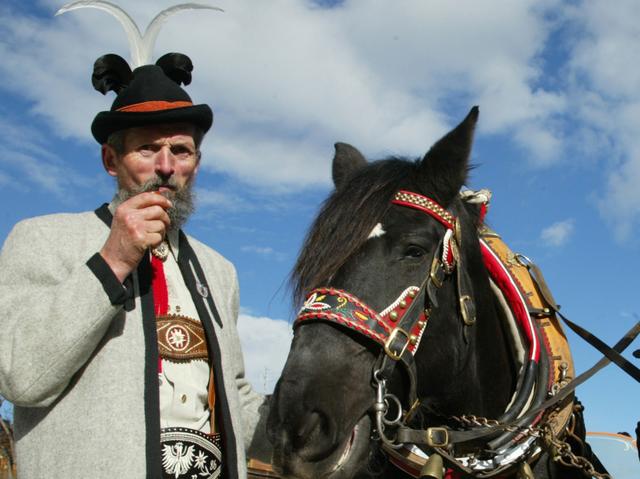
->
(368, 223, 386, 239)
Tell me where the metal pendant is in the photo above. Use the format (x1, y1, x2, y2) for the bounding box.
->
(151, 241, 170, 261)
(196, 281, 209, 298)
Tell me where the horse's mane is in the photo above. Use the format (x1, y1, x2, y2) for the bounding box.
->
(291, 158, 419, 306)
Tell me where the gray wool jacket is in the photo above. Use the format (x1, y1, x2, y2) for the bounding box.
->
(0, 205, 271, 478)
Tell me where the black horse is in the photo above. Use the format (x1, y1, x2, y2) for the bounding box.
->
(267, 108, 606, 479)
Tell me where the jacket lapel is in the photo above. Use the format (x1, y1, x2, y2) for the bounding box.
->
(178, 231, 239, 479)
(94, 204, 162, 478)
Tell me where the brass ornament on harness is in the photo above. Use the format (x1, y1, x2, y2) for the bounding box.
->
(459, 295, 476, 326)
(384, 328, 412, 361)
(419, 453, 444, 479)
(516, 461, 535, 479)
(429, 256, 445, 289)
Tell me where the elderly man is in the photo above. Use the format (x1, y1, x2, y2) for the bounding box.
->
(0, 53, 269, 478)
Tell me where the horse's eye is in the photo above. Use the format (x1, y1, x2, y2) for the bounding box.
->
(404, 245, 426, 258)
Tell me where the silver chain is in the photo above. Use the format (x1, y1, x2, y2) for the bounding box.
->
(450, 413, 610, 479)
(542, 423, 611, 479)
(372, 369, 404, 449)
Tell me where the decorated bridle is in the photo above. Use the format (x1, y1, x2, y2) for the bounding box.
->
(293, 183, 640, 479)
(294, 189, 477, 448)
(292, 189, 561, 478)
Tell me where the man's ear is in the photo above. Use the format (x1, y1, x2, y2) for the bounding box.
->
(102, 144, 119, 177)
(193, 151, 201, 176)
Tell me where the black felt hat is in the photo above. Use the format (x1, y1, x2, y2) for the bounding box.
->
(90, 52, 213, 144)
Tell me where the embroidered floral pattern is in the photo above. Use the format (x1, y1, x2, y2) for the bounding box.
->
(160, 428, 222, 479)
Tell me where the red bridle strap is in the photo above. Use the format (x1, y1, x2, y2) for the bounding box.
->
(295, 286, 429, 357)
(392, 190, 457, 269)
(392, 190, 455, 230)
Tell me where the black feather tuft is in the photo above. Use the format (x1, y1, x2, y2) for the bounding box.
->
(156, 53, 193, 86)
(92, 54, 132, 95)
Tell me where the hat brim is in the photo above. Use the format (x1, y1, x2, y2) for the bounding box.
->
(91, 104, 213, 144)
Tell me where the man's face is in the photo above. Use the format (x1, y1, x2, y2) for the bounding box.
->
(104, 123, 200, 195)
(103, 123, 201, 229)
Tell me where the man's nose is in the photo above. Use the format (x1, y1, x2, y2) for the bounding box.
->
(155, 146, 175, 178)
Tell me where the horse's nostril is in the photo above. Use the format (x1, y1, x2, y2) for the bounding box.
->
(293, 411, 321, 445)
(292, 410, 337, 461)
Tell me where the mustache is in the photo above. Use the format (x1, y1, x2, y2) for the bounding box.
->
(134, 177, 180, 194)
(114, 176, 196, 230)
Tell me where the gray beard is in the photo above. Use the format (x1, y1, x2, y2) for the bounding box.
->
(113, 177, 196, 230)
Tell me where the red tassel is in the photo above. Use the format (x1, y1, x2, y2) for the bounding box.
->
(151, 254, 169, 316)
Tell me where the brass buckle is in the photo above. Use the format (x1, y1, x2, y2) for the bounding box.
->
(425, 427, 449, 447)
(455, 218, 462, 247)
(384, 328, 410, 360)
(430, 257, 444, 288)
(459, 295, 476, 325)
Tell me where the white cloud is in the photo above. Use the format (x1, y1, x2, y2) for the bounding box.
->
(0, 148, 106, 200)
(236, 313, 292, 393)
(0, 115, 108, 200)
(0, 0, 567, 190)
(598, 144, 640, 241)
(4, 0, 640, 239)
(563, 0, 640, 239)
(567, 1, 640, 99)
(540, 219, 575, 247)
(195, 187, 251, 211)
(0, 82, 108, 201)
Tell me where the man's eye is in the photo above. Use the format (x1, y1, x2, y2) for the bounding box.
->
(171, 146, 196, 159)
(139, 145, 155, 156)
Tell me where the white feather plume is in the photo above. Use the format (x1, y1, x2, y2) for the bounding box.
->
(56, 1, 223, 68)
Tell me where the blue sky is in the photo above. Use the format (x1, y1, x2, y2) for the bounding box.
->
(0, 0, 638, 437)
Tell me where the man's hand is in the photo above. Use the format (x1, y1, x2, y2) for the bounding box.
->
(100, 192, 172, 282)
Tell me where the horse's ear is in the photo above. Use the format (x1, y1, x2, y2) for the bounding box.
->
(418, 106, 479, 204)
(332, 142, 367, 189)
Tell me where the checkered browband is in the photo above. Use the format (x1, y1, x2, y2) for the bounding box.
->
(392, 190, 455, 230)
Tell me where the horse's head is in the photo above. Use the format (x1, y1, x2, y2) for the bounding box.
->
(268, 107, 516, 478)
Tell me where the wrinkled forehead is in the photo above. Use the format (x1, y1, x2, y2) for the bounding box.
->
(123, 123, 197, 146)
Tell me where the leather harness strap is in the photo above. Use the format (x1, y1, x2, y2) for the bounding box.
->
(514, 249, 640, 383)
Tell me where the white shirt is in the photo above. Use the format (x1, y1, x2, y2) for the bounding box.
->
(157, 230, 211, 433)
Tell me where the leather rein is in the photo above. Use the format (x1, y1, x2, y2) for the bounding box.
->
(293, 189, 640, 478)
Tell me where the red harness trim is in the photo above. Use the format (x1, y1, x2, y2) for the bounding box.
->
(392, 190, 456, 271)
(389, 190, 539, 362)
(392, 190, 455, 230)
(295, 286, 428, 355)
(480, 239, 540, 362)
